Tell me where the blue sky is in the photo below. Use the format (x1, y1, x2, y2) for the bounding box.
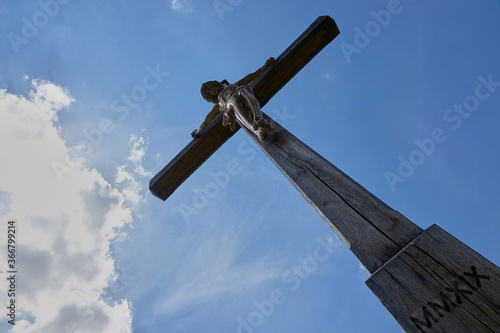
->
(1, 0, 500, 332)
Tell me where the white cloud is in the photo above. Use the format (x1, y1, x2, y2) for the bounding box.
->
(113, 134, 151, 208)
(0, 81, 147, 332)
(170, 0, 192, 13)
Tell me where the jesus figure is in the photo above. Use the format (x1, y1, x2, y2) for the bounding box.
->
(191, 57, 275, 142)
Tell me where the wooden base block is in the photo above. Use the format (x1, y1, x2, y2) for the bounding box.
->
(366, 224, 500, 332)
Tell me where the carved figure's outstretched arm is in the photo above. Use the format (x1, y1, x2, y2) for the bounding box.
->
(236, 57, 275, 86)
(191, 104, 220, 138)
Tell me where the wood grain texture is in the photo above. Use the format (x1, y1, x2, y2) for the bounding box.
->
(150, 16, 340, 200)
(241, 114, 423, 274)
(366, 224, 500, 332)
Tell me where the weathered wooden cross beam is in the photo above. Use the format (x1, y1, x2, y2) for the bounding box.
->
(150, 16, 500, 332)
(150, 16, 338, 201)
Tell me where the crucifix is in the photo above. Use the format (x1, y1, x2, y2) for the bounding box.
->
(150, 16, 500, 332)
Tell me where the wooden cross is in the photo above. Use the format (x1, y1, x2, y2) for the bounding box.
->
(150, 16, 500, 332)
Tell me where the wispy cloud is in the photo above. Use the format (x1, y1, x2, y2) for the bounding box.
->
(321, 72, 334, 81)
(156, 230, 281, 316)
(127, 134, 152, 177)
(0, 80, 147, 332)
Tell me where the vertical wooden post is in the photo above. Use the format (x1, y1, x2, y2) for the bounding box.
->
(242, 115, 500, 332)
(241, 115, 423, 274)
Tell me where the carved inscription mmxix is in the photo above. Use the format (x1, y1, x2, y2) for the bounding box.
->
(410, 266, 491, 332)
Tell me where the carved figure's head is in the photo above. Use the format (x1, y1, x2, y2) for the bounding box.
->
(201, 80, 225, 103)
